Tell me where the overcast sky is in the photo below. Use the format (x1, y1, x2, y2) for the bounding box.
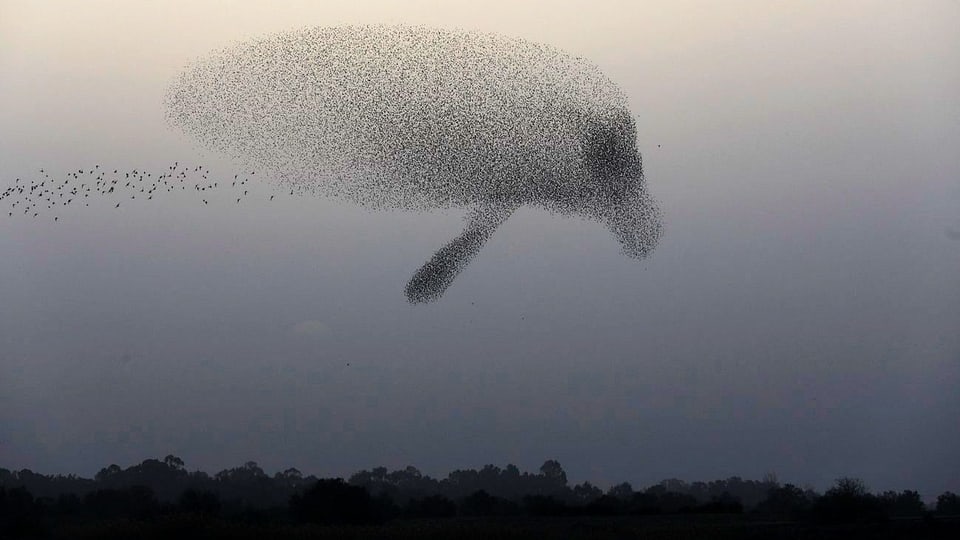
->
(1, 1, 958, 499)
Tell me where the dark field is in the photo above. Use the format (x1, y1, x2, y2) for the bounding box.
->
(30, 515, 960, 540)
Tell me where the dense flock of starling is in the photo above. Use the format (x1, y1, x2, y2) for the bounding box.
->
(165, 26, 659, 215)
(0, 163, 292, 222)
(165, 25, 663, 302)
(8, 25, 662, 303)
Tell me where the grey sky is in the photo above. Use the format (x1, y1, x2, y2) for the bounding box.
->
(1, 1, 958, 500)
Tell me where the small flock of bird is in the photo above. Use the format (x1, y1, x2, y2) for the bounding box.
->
(1, 162, 296, 222)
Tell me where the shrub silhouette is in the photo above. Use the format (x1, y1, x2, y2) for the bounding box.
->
(571, 481, 603, 504)
(0, 486, 45, 537)
(878, 490, 924, 517)
(754, 483, 811, 519)
(522, 494, 571, 516)
(937, 491, 960, 515)
(460, 490, 520, 516)
(812, 477, 886, 523)
(628, 492, 663, 515)
(687, 492, 743, 514)
(289, 478, 380, 525)
(644, 490, 699, 513)
(178, 488, 222, 516)
(404, 494, 457, 519)
(584, 494, 623, 515)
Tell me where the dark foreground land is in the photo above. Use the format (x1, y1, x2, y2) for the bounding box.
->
(5, 458, 960, 539)
(39, 514, 960, 540)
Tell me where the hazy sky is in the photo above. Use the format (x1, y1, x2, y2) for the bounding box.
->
(1, 1, 958, 499)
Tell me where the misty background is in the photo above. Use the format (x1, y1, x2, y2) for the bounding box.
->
(1, 1, 958, 500)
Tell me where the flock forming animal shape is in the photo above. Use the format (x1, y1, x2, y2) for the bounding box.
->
(5, 25, 663, 303)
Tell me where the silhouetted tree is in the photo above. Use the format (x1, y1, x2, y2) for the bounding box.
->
(572, 481, 603, 504)
(349, 466, 396, 500)
(0, 486, 45, 537)
(164, 455, 185, 471)
(83, 485, 159, 520)
(689, 492, 743, 514)
(9, 454, 954, 532)
(214, 460, 293, 509)
(936, 491, 960, 515)
(351, 465, 441, 503)
(290, 478, 380, 525)
(584, 494, 623, 515)
(178, 488, 221, 516)
(812, 477, 885, 523)
(878, 490, 925, 517)
(539, 460, 567, 489)
(607, 482, 634, 500)
(523, 494, 571, 516)
(95, 464, 122, 482)
(646, 489, 699, 513)
(404, 494, 457, 519)
(754, 483, 812, 519)
(460, 490, 519, 517)
(89, 458, 190, 502)
(55, 492, 82, 516)
(628, 491, 663, 515)
(500, 464, 522, 496)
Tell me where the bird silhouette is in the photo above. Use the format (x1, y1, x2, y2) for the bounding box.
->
(2, 161, 283, 221)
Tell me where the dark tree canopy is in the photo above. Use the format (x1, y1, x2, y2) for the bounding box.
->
(2, 456, 956, 538)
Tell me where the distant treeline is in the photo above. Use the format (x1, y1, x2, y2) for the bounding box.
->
(2, 456, 959, 537)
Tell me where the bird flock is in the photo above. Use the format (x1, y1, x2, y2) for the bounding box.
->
(164, 25, 662, 302)
(0, 162, 291, 222)
(6, 26, 662, 303)
(164, 26, 655, 215)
